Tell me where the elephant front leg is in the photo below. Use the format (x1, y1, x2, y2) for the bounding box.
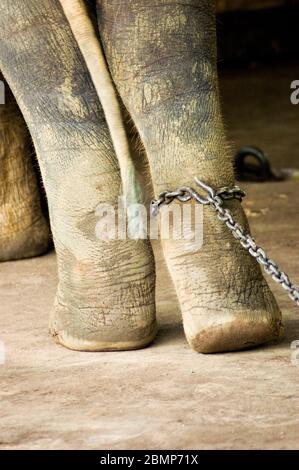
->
(0, 73, 50, 261)
(98, 0, 283, 352)
(0, 0, 156, 350)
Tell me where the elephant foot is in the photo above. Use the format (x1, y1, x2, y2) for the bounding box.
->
(49, 246, 157, 351)
(96, 0, 284, 353)
(49, 298, 157, 352)
(0, 205, 50, 261)
(187, 315, 283, 354)
(161, 196, 284, 353)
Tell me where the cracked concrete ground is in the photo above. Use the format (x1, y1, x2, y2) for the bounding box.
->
(0, 65, 299, 449)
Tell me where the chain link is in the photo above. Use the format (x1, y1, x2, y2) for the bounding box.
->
(151, 177, 299, 307)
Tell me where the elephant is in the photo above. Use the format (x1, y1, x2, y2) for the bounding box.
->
(0, 0, 283, 353)
(0, 71, 50, 261)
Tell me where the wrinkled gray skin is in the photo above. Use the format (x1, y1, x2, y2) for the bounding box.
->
(0, 72, 50, 261)
(0, 0, 283, 353)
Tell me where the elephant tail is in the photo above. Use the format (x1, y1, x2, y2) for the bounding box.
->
(59, 0, 142, 207)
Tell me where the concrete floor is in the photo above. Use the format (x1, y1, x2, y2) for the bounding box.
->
(0, 65, 299, 450)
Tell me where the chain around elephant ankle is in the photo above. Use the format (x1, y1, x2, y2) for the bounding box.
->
(151, 177, 299, 308)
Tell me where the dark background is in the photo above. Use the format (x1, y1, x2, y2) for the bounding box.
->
(216, 0, 299, 67)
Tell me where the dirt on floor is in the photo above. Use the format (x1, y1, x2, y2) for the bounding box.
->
(0, 65, 299, 450)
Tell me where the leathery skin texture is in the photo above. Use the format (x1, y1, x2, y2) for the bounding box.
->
(0, 72, 50, 261)
(97, 0, 283, 352)
(0, 0, 156, 351)
(0, 0, 283, 352)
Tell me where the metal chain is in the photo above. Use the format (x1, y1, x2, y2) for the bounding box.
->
(151, 177, 299, 307)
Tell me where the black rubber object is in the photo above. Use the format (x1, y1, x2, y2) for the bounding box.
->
(234, 146, 273, 182)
